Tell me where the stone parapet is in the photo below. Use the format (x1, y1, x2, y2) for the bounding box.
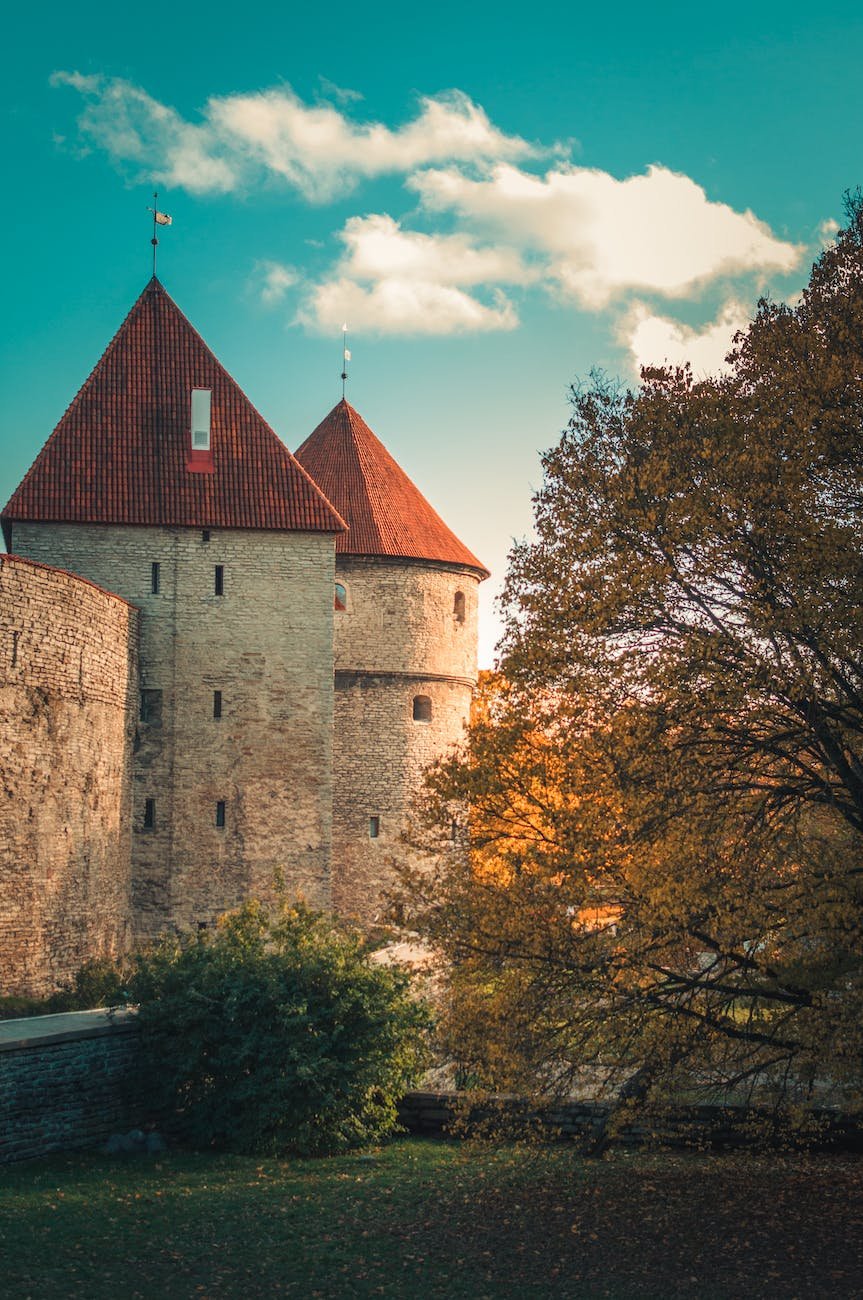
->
(0, 1009, 142, 1164)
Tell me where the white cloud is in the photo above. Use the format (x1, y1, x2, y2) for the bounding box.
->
(51, 71, 100, 94)
(296, 214, 527, 334)
(51, 73, 536, 201)
(411, 163, 803, 306)
(256, 260, 298, 305)
(300, 277, 518, 336)
(623, 299, 752, 377)
(52, 71, 238, 193)
(206, 87, 537, 201)
(316, 76, 364, 107)
(52, 70, 813, 346)
(337, 214, 535, 286)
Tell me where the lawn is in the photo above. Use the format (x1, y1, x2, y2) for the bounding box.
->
(1, 1139, 862, 1298)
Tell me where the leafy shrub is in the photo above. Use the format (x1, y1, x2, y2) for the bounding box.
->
(0, 957, 131, 1020)
(125, 900, 430, 1156)
(65, 956, 131, 1007)
(0, 995, 49, 1020)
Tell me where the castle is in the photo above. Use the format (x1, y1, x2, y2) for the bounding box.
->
(0, 277, 487, 995)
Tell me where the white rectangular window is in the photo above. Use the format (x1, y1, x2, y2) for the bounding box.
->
(191, 388, 212, 451)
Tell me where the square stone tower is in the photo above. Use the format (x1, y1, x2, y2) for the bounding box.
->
(2, 278, 346, 941)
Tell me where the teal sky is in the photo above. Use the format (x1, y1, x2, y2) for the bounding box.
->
(3, 1, 861, 664)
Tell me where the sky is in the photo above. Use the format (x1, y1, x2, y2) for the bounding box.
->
(3, 1, 862, 665)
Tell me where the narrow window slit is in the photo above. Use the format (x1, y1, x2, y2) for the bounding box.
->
(139, 689, 163, 725)
(413, 695, 432, 722)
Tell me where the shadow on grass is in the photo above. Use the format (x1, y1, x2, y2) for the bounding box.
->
(1, 1139, 862, 1298)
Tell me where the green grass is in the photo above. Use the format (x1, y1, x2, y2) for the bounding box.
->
(1, 1139, 862, 1298)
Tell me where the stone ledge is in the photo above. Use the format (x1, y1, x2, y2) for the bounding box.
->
(0, 1007, 137, 1053)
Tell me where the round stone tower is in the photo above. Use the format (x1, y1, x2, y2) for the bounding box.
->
(296, 400, 489, 923)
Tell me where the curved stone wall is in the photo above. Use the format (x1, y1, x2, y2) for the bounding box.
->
(331, 557, 481, 922)
(333, 557, 481, 682)
(0, 555, 139, 995)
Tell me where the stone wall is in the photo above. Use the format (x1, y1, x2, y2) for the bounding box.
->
(10, 524, 336, 938)
(0, 1010, 142, 1163)
(332, 673, 472, 920)
(4, 1026, 860, 1165)
(397, 1091, 863, 1152)
(334, 557, 480, 681)
(331, 558, 481, 922)
(0, 555, 139, 995)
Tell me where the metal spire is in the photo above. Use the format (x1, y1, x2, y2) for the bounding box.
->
(147, 191, 173, 277)
(341, 324, 351, 400)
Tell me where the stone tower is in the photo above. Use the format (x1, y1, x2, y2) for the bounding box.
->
(2, 278, 345, 941)
(295, 400, 488, 923)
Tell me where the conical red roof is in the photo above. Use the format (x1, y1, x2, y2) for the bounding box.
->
(2, 279, 345, 536)
(295, 400, 488, 576)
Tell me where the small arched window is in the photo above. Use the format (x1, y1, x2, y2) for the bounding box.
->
(334, 582, 347, 611)
(453, 590, 466, 623)
(413, 695, 432, 722)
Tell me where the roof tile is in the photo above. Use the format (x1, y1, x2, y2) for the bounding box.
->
(295, 399, 488, 576)
(2, 279, 345, 536)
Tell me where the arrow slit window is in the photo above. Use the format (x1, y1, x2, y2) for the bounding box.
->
(413, 695, 432, 722)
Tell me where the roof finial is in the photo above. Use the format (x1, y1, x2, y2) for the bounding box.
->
(147, 191, 173, 278)
(341, 323, 351, 400)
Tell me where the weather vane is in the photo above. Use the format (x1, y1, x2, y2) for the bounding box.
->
(147, 191, 173, 277)
(341, 324, 351, 400)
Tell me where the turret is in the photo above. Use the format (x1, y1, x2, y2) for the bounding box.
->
(295, 399, 488, 923)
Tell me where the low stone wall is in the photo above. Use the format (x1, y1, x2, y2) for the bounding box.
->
(398, 1091, 863, 1152)
(3, 1013, 861, 1165)
(0, 1009, 142, 1164)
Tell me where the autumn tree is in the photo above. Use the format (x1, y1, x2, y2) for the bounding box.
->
(406, 197, 863, 1111)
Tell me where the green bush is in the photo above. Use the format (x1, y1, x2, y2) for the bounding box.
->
(0, 957, 131, 1020)
(125, 901, 431, 1156)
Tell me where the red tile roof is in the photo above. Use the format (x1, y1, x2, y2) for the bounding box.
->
(2, 279, 345, 536)
(295, 400, 488, 576)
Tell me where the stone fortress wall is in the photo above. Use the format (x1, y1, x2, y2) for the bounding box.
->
(9, 523, 336, 941)
(331, 557, 480, 922)
(0, 530, 481, 990)
(0, 554, 139, 995)
(0, 278, 486, 996)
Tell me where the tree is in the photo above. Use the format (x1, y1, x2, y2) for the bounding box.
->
(406, 198, 863, 1113)
(125, 900, 430, 1155)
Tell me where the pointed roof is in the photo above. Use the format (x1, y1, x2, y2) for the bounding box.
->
(2, 279, 345, 536)
(295, 399, 488, 576)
